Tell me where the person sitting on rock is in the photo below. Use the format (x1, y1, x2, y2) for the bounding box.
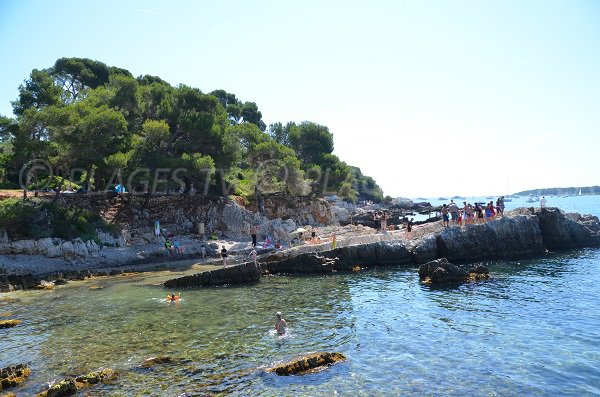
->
(249, 248, 257, 263)
(173, 238, 183, 255)
(275, 311, 287, 335)
(165, 239, 175, 255)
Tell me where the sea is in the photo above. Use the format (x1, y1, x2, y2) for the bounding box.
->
(1, 195, 599, 396)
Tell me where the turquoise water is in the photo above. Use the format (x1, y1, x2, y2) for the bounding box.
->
(1, 197, 600, 396)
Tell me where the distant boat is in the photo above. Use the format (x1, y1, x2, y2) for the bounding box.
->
(452, 196, 465, 200)
(486, 196, 494, 200)
(503, 198, 512, 202)
(526, 196, 539, 203)
(578, 189, 582, 195)
(438, 197, 447, 200)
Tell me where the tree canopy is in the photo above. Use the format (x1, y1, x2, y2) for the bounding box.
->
(0, 57, 383, 202)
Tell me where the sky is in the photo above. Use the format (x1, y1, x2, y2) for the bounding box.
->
(1, 0, 599, 198)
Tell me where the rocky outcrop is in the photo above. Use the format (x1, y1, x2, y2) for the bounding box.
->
(267, 352, 347, 375)
(334, 241, 412, 268)
(1, 364, 31, 391)
(36, 368, 116, 397)
(0, 320, 21, 329)
(0, 237, 100, 260)
(261, 254, 337, 274)
(436, 215, 544, 262)
(537, 208, 600, 250)
(163, 262, 261, 288)
(418, 258, 490, 284)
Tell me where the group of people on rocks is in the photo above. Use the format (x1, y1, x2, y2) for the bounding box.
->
(440, 197, 506, 227)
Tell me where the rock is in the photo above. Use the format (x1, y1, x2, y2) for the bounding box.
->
(268, 352, 347, 375)
(36, 369, 116, 397)
(418, 258, 469, 284)
(436, 216, 544, 262)
(140, 356, 173, 368)
(74, 368, 116, 387)
(468, 264, 489, 274)
(410, 234, 438, 263)
(262, 254, 337, 274)
(35, 280, 54, 290)
(0, 363, 32, 390)
(164, 262, 261, 288)
(39, 379, 77, 397)
(536, 208, 600, 250)
(0, 320, 21, 329)
(97, 230, 126, 247)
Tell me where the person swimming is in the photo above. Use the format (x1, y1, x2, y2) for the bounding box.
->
(167, 293, 180, 302)
(275, 311, 287, 335)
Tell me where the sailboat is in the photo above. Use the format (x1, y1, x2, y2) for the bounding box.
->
(578, 189, 582, 196)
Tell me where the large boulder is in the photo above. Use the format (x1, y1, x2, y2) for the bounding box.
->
(536, 208, 600, 250)
(410, 234, 438, 263)
(436, 215, 544, 262)
(335, 241, 412, 268)
(419, 258, 468, 283)
(268, 352, 346, 375)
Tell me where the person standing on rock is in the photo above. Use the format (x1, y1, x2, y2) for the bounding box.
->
(331, 233, 337, 249)
(540, 196, 547, 209)
(275, 311, 287, 335)
(154, 220, 161, 241)
(221, 245, 228, 266)
(250, 225, 258, 248)
(448, 200, 459, 225)
(406, 218, 414, 239)
(441, 204, 450, 227)
(249, 247, 257, 264)
(201, 244, 206, 260)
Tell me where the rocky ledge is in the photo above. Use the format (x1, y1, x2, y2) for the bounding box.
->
(163, 261, 261, 288)
(163, 208, 600, 287)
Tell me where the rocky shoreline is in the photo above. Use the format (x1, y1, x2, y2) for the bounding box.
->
(163, 207, 600, 288)
(2, 207, 599, 292)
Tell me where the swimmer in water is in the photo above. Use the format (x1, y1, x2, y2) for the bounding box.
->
(167, 293, 180, 302)
(275, 311, 287, 335)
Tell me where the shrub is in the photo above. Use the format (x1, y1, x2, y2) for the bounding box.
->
(0, 198, 120, 242)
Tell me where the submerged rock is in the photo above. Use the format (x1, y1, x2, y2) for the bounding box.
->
(141, 356, 173, 368)
(0, 319, 21, 329)
(0, 363, 32, 390)
(36, 368, 116, 397)
(268, 352, 347, 375)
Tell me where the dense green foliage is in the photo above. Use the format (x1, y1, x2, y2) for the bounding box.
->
(0, 57, 383, 202)
(0, 198, 116, 241)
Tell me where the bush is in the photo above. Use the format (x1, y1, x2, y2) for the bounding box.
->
(0, 198, 120, 242)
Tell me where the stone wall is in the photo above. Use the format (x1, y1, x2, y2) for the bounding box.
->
(53, 193, 346, 241)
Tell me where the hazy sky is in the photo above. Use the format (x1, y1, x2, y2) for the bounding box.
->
(1, 0, 598, 198)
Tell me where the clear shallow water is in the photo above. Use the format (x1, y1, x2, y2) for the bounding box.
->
(1, 197, 600, 396)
